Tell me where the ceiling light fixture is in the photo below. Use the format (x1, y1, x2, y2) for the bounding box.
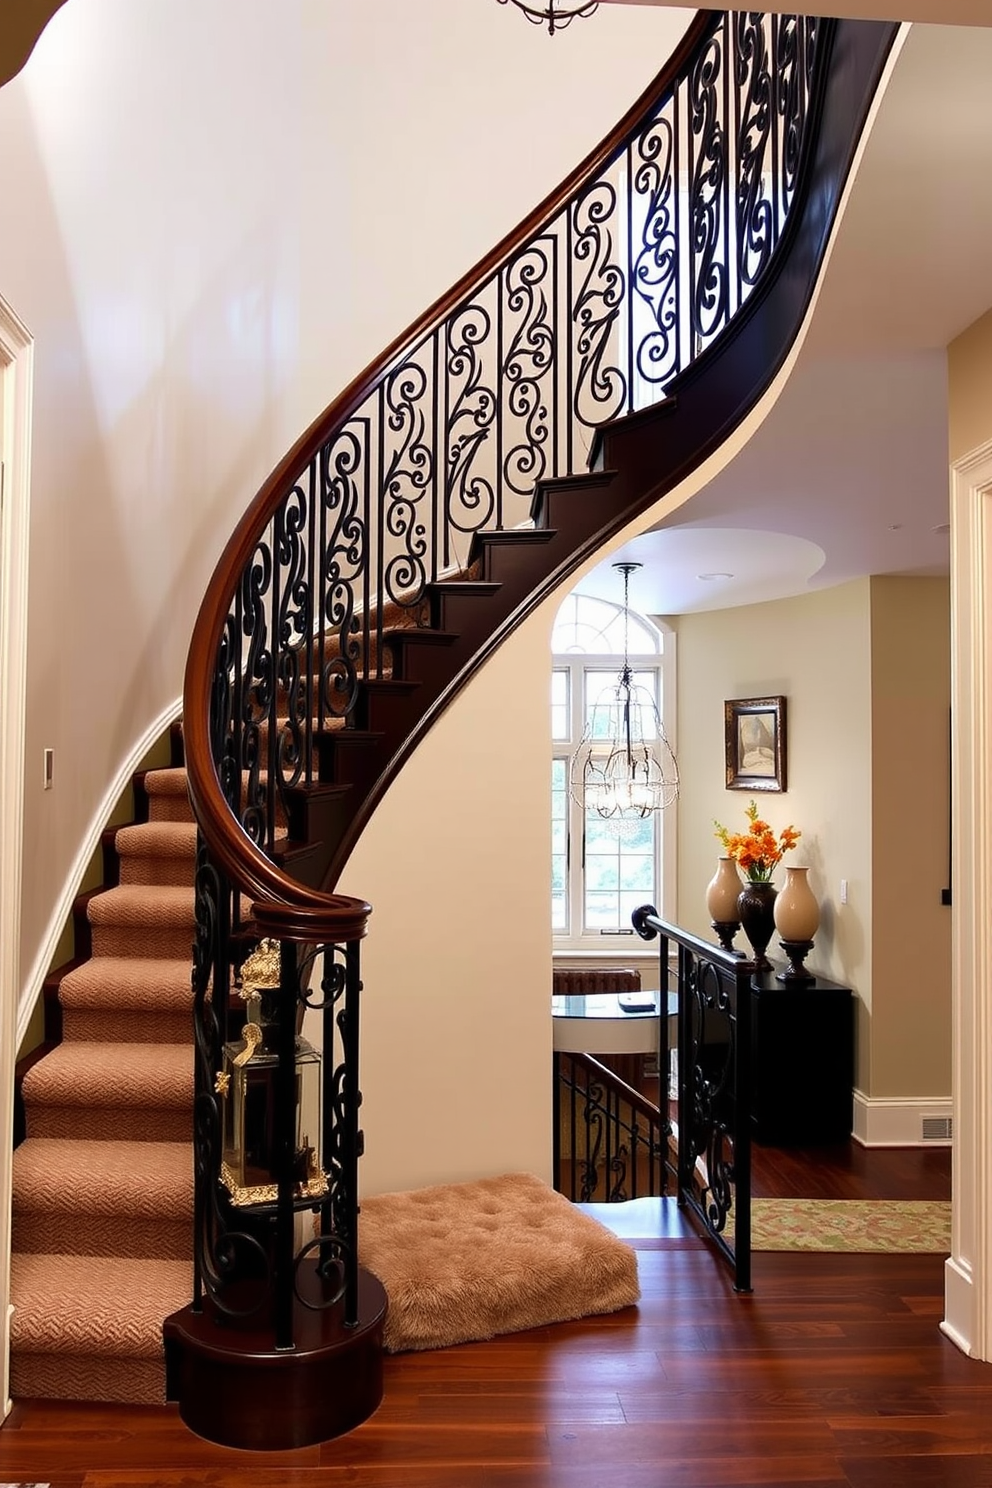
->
(568, 562, 679, 823)
(496, 0, 598, 36)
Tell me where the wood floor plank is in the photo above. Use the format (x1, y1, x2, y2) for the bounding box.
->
(827, 1413, 992, 1454)
(317, 1420, 550, 1469)
(840, 1455, 992, 1488)
(546, 1418, 838, 1464)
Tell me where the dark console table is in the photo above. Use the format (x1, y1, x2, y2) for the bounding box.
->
(749, 969, 854, 1145)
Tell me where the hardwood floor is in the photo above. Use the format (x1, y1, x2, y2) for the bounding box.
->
(1, 1141, 981, 1487)
(750, 1136, 952, 1202)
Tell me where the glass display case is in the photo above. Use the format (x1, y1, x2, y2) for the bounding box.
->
(218, 937, 328, 1207)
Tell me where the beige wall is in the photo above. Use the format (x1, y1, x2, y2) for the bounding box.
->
(337, 606, 555, 1195)
(869, 575, 951, 1097)
(949, 306, 992, 462)
(676, 582, 873, 1080)
(675, 575, 951, 1100)
(0, 0, 694, 1044)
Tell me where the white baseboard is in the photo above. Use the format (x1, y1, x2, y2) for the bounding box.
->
(16, 696, 183, 1048)
(941, 1256, 975, 1358)
(852, 1091, 953, 1147)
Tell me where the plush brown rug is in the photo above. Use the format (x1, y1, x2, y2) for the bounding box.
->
(357, 1171, 640, 1353)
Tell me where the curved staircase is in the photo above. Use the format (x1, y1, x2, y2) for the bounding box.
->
(10, 753, 196, 1402)
(8, 7, 899, 1435)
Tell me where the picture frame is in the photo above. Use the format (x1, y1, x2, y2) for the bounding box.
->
(724, 696, 787, 793)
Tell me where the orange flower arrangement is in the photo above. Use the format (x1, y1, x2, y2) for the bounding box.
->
(714, 799, 800, 883)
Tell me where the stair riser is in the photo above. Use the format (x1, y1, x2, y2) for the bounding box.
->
(469, 532, 558, 587)
(23, 1107, 192, 1143)
(12, 1214, 191, 1261)
(90, 926, 195, 960)
(146, 795, 196, 824)
(531, 485, 633, 534)
(61, 1010, 192, 1044)
(427, 589, 500, 633)
(383, 638, 461, 689)
(315, 734, 384, 790)
(10, 1354, 167, 1405)
(117, 858, 195, 889)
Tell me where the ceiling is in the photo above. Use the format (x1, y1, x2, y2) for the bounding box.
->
(576, 21, 992, 617)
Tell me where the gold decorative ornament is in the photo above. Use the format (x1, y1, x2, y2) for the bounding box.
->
(230, 1022, 263, 1068)
(237, 938, 282, 997)
(220, 1153, 328, 1209)
(214, 1071, 230, 1097)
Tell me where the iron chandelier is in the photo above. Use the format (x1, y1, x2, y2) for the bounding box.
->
(496, 0, 598, 37)
(568, 562, 679, 821)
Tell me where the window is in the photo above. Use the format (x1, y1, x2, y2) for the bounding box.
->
(551, 592, 674, 946)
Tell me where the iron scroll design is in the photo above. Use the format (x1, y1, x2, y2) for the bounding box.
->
(632, 904, 752, 1292)
(198, 12, 826, 869)
(553, 1051, 669, 1203)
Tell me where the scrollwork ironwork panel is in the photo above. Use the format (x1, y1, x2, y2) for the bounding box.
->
(633, 905, 752, 1292)
(553, 1051, 667, 1204)
(203, 12, 828, 882)
(190, 838, 273, 1320)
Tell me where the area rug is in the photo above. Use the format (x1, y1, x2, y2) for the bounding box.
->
(750, 1198, 951, 1253)
(357, 1171, 640, 1353)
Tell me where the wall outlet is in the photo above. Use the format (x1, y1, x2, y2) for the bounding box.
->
(840, 878, 848, 904)
(43, 748, 53, 790)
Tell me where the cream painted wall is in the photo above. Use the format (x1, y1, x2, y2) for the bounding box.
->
(675, 581, 875, 1088)
(337, 603, 556, 1195)
(0, 0, 694, 1033)
(869, 575, 951, 1097)
(949, 306, 992, 461)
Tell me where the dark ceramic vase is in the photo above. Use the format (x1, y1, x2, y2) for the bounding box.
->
(737, 880, 778, 971)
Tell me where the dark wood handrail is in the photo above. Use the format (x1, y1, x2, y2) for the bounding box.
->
(181, 10, 715, 915)
(566, 1051, 666, 1127)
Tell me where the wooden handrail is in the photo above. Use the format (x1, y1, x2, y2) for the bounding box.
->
(565, 1051, 666, 1127)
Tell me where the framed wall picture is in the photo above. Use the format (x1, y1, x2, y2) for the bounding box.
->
(725, 696, 787, 792)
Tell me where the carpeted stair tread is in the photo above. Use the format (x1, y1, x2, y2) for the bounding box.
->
(87, 885, 195, 927)
(58, 956, 193, 1013)
(115, 822, 198, 888)
(143, 767, 194, 824)
(86, 885, 196, 959)
(116, 821, 197, 857)
(9, 1253, 191, 1357)
(20, 1042, 192, 1109)
(12, 1138, 192, 1219)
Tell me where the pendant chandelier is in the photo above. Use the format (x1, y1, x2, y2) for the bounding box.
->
(496, 0, 598, 37)
(568, 562, 679, 821)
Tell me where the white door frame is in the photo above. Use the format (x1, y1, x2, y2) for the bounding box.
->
(0, 294, 33, 1419)
(943, 438, 992, 1360)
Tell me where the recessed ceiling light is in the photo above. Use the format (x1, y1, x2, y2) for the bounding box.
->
(697, 572, 734, 581)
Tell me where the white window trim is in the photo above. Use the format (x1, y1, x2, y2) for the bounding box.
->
(551, 610, 677, 951)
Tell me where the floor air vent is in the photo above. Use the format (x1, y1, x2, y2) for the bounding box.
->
(922, 1116, 953, 1141)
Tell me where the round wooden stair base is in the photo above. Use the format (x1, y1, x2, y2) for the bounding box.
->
(163, 1266, 388, 1451)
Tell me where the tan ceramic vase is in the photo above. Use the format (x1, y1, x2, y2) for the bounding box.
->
(773, 865, 820, 942)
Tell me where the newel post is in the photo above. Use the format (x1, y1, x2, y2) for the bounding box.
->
(163, 870, 388, 1452)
